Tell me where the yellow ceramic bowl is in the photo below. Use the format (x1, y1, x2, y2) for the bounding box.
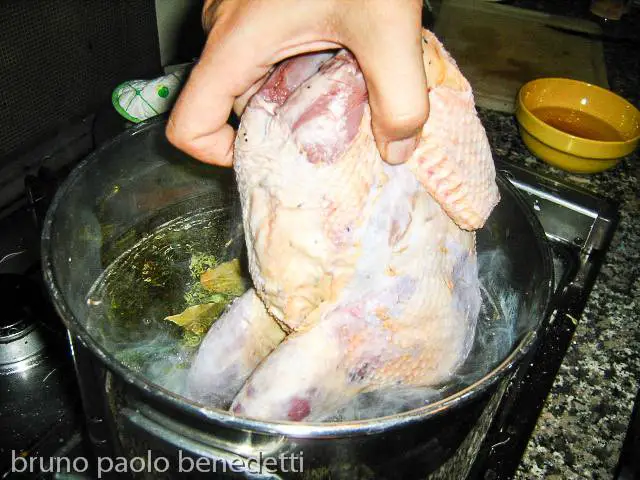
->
(515, 78, 640, 173)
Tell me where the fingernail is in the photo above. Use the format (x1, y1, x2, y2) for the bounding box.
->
(384, 136, 418, 165)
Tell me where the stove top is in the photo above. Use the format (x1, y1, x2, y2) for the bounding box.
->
(0, 123, 620, 479)
(0, 172, 85, 480)
(469, 160, 619, 479)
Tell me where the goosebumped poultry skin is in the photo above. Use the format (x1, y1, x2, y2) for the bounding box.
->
(186, 29, 500, 422)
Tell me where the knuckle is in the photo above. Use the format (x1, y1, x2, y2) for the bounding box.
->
(165, 120, 192, 152)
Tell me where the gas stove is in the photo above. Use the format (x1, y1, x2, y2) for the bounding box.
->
(469, 160, 619, 478)
(0, 121, 619, 479)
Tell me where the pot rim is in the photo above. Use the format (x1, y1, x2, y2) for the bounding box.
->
(41, 118, 554, 438)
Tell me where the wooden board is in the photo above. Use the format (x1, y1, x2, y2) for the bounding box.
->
(433, 0, 609, 113)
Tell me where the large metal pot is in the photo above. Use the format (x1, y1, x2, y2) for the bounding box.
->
(42, 118, 553, 479)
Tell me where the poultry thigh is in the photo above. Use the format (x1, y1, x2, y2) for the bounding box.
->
(186, 29, 500, 422)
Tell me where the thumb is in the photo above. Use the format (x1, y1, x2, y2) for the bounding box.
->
(350, 6, 429, 165)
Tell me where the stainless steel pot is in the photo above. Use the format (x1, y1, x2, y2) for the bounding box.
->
(42, 118, 553, 479)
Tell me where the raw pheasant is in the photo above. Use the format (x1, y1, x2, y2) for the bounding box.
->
(186, 29, 500, 421)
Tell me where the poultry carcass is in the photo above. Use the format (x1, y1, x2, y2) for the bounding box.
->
(186, 29, 500, 422)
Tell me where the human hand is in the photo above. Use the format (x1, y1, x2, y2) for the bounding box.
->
(166, 0, 429, 167)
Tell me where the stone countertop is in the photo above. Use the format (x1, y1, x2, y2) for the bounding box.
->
(474, 4, 639, 478)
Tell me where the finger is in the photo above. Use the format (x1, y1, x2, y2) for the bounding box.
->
(345, 0, 429, 165)
(232, 72, 270, 117)
(166, 19, 273, 167)
(202, 0, 221, 33)
(167, 0, 339, 167)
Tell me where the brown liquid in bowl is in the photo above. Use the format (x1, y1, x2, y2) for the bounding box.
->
(532, 107, 623, 142)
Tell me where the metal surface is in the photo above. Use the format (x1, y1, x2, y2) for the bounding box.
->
(0, 116, 614, 479)
(40, 119, 554, 478)
(0, 274, 80, 475)
(498, 162, 619, 253)
(0, 118, 616, 478)
(468, 160, 619, 479)
(0, 274, 52, 369)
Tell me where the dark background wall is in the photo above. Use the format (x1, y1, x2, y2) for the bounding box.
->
(0, 0, 163, 163)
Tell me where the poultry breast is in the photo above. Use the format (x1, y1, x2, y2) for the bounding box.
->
(186, 29, 500, 422)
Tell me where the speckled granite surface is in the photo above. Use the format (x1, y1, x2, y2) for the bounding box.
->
(472, 4, 639, 476)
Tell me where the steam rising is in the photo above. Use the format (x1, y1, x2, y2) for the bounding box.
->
(85, 201, 523, 423)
